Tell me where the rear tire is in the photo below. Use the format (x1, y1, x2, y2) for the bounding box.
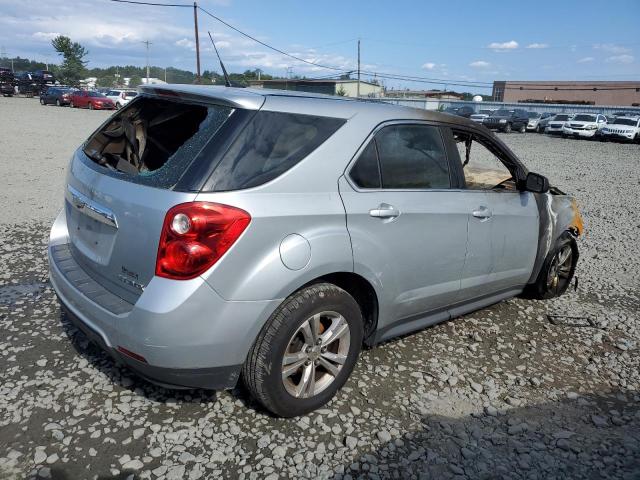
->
(89, 102, 94, 110)
(526, 232, 578, 300)
(503, 123, 512, 133)
(40, 98, 45, 105)
(70, 101, 75, 108)
(56, 99, 61, 106)
(518, 124, 526, 133)
(243, 283, 363, 417)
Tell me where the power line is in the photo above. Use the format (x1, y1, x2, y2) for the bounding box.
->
(107, 0, 640, 92)
(109, 0, 191, 7)
(197, 6, 348, 72)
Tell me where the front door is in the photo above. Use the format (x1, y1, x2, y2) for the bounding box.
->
(450, 128, 539, 300)
(339, 122, 468, 331)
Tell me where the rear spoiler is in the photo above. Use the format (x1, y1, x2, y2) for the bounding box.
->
(138, 84, 264, 111)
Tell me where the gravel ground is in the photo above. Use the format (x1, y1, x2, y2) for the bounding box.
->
(0, 96, 639, 479)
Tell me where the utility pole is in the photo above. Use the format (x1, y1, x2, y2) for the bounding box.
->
(193, 1, 201, 83)
(357, 38, 361, 98)
(142, 40, 151, 85)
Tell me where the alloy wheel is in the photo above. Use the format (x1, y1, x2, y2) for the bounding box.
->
(282, 311, 351, 399)
(546, 245, 573, 294)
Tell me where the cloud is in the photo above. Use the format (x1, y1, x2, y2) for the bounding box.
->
(469, 60, 490, 68)
(594, 43, 632, 54)
(606, 54, 634, 64)
(487, 40, 518, 51)
(577, 57, 594, 63)
(32, 31, 61, 41)
(526, 43, 548, 49)
(421, 62, 436, 70)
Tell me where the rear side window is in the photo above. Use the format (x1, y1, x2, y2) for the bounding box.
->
(206, 111, 345, 191)
(375, 124, 451, 189)
(350, 141, 381, 189)
(83, 96, 232, 189)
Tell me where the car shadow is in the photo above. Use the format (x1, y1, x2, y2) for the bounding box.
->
(337, 389, 640, 479)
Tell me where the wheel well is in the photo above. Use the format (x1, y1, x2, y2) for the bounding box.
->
(313, 272, 378, 344)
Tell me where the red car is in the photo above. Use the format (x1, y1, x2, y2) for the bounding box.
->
(69, 90, 115, 110)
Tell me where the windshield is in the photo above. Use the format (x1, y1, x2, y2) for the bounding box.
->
(554, 114, 570, 121)
(612, 118, 638, 126)
(527, 112, 541, 118)
(125, 92, 138, 97)
(573, 114, 596, 122)
(88, 91, 106, 98)
(444, 107, 458, 112)
(478, 110, 493, 115)
(492, 110, 512, 116)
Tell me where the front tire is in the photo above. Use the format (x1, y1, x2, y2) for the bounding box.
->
(243, 283, 363, 417)
(503, 123, 512, 133)
(527, 232, 578, 300)
(88, 102, 94, 110)
(518, 124, 526, 134)
(56, 99, 61, 106)
(40, 98, 45, 105)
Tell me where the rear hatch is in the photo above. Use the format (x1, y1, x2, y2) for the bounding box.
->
(63, 92, 239, 303)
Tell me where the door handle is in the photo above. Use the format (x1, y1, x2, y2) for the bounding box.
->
(472, 206, 493, 219)
(369, 204, 400, 219)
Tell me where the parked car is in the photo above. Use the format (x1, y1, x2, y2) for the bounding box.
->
(562, 113, 607, 139)
(536, 112, 555, 133)
(545, 113, 574, 135)
(469, 109, 495, 123)
(69, 90, 116, 110)
(600, 116, 640, 143)
(443, 105, 475, 118)
(49, 85, 583, 417)
(482, 109, 529, 133)
(0, 67, 14, 97)
(40, 86, 72, 106)
(611, 111, 640, 118)
(525, 112, 543, 132)
(32, 69, 56, 85)
(106, 89, 138, 109)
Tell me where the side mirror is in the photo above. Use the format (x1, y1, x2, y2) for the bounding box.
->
(525, 172, 549, 193)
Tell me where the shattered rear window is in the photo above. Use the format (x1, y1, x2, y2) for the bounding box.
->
(82, 96, 232, 189)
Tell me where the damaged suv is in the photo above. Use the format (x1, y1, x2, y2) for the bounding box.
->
(49, 85, 583, 417)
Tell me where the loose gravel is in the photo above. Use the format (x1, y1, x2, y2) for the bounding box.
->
(1, 97, 639, 479)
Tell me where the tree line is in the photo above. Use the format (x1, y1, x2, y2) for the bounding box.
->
(0, 35, 278, 88)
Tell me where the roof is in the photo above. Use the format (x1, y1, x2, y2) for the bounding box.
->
(139, 84, 479, 127)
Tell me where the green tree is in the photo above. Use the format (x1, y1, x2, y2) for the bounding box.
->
(96, 75, 117, 88)
(128, 75, 143, 88)
(336, 85, 348, 96)
(51, 36, 88, 86)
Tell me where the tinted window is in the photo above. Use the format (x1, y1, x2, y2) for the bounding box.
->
(573, 114, 596, 122)
(612, 118, 638, 126)
(208, 111, 345, 191)
(350, 141, 381, 189)
(554, 115, 570, 121)
(375, 125, 450, 189)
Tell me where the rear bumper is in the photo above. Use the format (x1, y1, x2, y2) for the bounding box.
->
(48, 209, 281, 390)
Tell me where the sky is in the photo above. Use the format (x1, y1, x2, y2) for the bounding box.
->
(1, 0, 639, 93)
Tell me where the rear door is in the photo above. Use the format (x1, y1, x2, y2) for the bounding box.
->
(63, 95, 235, 303)
(339, 122, 468, 327)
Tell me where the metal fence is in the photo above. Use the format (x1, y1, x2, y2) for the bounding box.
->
(364, 97, 640, 117)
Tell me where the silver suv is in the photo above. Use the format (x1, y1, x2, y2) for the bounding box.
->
(48, 85, 583, 417)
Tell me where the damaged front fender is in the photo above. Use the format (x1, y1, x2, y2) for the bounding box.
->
(528, 190, 584, 284)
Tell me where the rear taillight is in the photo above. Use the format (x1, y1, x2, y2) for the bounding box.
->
(155, 202, 251, 280)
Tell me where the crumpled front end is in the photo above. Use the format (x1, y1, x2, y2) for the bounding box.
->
(528, 190, 584, 283)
